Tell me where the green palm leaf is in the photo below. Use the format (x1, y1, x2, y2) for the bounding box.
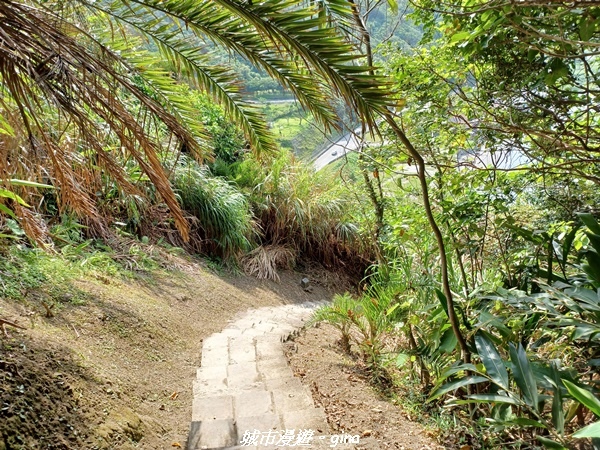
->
(474, 331, 509, 390)
(509, 343, 539, 411)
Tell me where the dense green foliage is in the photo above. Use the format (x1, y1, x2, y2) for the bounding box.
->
(312, 1, 600, 449)
(2, 0, 600, 448)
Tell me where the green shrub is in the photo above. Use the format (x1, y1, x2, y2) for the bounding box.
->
(171, 156, 255, 259)
(234, 153, 370, 275)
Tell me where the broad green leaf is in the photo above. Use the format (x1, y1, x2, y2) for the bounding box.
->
(491, 403, 513, 422)
(0, 188, 29, 207)
(475, 332, 509, 390)
(562, 225, 580, 267)
(527, 49, 539, 62)
(545, 59, 570, 86)
(508, 417, 546, 428)
(583, 252, 600, 285)
(435, 288, 448, 317)
(565, 287, 600, 312)
(563, 380, 600, 416)
(578, 213, 600, 235)
(428, 376, 488, 401)
(478, 311, 511, 339)
(6, 219, 24, 236)
(386, 0, 398, 14)
(537, 436, 568, 449)
(571, 323, 600, 341)
(438, 363, 479, 382)
(573, 421, 600, 438)
(439, 327, 458, 354)
(0, 203, 17, 219)
(580, 16, 596, 41)
(453, 394, 520, 405)
(509, 343, 539, 410)
(587, 233, 600, 255)
(551, 364, 564, 435)
(450, 31, 471, 43)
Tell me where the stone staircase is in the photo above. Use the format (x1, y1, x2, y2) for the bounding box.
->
(187, 301, 332, 450)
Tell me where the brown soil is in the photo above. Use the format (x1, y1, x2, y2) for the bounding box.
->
(0, 253, 339, 450)
(0, 250, 438, 450)
(285, 324, 442, 450)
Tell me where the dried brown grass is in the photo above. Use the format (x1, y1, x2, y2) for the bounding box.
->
(242, 245, 296, 281)
(0, 0, 208, 242)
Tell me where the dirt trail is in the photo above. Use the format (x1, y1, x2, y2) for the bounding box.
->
(286, 325, 441, 450)
(0, 254, 436, 449)
(0, 255, 333, 449)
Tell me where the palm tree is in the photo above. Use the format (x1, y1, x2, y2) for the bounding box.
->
(0, 0, 394, 241)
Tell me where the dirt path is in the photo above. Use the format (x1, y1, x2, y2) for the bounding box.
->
(0, 255, 334, 450)
(286, 325, 441, 450)
(188, 303, 440, 450)
(1, 254, 437, 450)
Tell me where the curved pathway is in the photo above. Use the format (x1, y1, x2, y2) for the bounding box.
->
(187, 301, 336, 449)
(313, 127, 363, 172)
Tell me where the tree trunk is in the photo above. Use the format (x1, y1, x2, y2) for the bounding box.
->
(385, 117, 471, 364)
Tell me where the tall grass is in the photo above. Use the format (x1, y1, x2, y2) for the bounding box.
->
(235, 153, 371, 276)
(171, 156, 255, 259)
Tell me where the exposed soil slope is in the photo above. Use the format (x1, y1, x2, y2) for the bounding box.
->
(285, 325, 441, 450)
(0, 254, 334, 449)
(1, 252, 435, 450)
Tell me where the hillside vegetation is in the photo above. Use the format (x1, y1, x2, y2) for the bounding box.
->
(0, 243, 343, 449)
(1, 0, 600, 448)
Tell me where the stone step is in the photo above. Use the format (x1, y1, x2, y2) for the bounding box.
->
(202, 346, 230, 368)
(189, 300, 331, 450)
(235, 391, 274, 418)
(192, 395, 234, 421)
(193, 378, 231, 397)
(203, 334, 230, 350)
(272, 386, 316, 412)
(264, 375, 305, 392)
(229, 337, 257, 364)
(257, 356, 292, 379)
(281, 407, 328, 432)
(187, 419, 236, 449)
(227, 362, 264, 391)
(235, 412, 281, 442)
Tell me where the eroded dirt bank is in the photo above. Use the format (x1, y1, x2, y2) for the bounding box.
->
(0, 255, 335, 449)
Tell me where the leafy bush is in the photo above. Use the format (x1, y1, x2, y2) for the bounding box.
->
(423, 214, 600, 448)
(310, 282, 407, 382)
(235, 153, 370, 276)
(171, 156, 255, 259)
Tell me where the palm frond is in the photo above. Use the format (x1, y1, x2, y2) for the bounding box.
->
(117, 0, 396, 129)
(88, 0, 277, 154)
(0, 0, 201, 238)
(207, 0, 396, 128)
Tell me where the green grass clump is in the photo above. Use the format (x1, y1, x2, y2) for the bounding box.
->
(0, 245, 112, 305)
(0, 215, 160, 306)
(0, 247, 49, 299)
(172, 156, 255, 259)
